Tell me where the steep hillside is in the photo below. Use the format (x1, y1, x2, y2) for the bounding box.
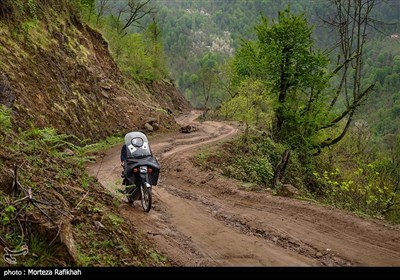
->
(0, 0, 189, 267)
(0, 0, 190, 141)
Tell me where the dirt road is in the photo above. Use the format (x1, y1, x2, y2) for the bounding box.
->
(88, 111, 400, 266)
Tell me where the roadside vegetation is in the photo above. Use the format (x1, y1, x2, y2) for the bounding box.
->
(0, 104, 168, 266)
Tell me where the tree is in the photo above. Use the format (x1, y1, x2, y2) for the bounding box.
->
(229, 4, 377, 154)
(381, 134, 400, 219)
(110, 0, 154, 37)
(233, 8, 329, 148)
(144, 12, 168, 77)
(256, 9, 329, 137)
(197, 52, 219, 117)
(95, 0, 111, 26)
(317, 0, 377, 151)
(72, 0, 95, 21)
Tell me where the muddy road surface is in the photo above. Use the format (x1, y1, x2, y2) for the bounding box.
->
(87, 111, 400, 266)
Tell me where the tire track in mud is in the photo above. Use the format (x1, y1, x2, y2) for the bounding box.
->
(162, 184, 351, 266)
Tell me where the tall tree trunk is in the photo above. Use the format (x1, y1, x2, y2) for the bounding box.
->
(272, 150, 290, 188)
(276, 48, 290, 135)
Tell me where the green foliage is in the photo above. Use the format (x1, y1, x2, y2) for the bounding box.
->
(149, 250, 167, 264)
(195, 133, 304, 189)
(224, 156, 273, 187)
(14, 0, 25, 11)
(13, 0, 37, 20)
(154, 0, 397, 108)
(70, 0, 95, 16)
(357, 39, 400, 137)
(23, 235, 61, 266)
(76, 247, 98, 266)
(78, 135, 122, 155)
(21, 19, 38, 33)
(114, 32, 162, 81)
(1, 204, 16, 226)
(77, 1, 168, 83)
(314, 164, 394, 217)
(180, 52, 228, 108)
(219, 77, 273, 129)
(223, 7, 334, 162)
(153, 0, 310, 107)
(107, 213, 123, 228)
(26, 0, 37, 19)
(14, 127, 118, 167)
(17, 127, 77, 158)
(314, 130, 400, 223)
(144, 19, 169, 76)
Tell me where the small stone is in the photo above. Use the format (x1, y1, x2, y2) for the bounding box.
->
(145, 118, 157, 125)
(94, 221, 105, 230)
(201, 174, 214, 184)
(100, 84, 112, 90)
(180, 125, 192, 133)
(63, 148, 75, 156)
(144, 123, 153, 132)
(152, 122, 160, 131)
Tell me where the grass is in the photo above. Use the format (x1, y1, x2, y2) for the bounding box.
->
(76, 247, 98, 266)
(78, 135, 123, 155)
(22, 235, 63, 267)
(296, 195, 319, 204)
(149, 251, 168, 264)
(194, 151, 209, 170)
(192, 143, 224, 172)
(107, 213, 124, 228)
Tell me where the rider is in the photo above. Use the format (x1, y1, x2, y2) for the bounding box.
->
(120, 143, 127, 165)
(120, 143, 128, 189)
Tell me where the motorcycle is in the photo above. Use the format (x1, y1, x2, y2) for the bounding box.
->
(121, 132, 160, 212)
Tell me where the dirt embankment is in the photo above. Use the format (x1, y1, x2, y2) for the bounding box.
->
(89, 110, 400, 267)
(0, 0, 190, 142)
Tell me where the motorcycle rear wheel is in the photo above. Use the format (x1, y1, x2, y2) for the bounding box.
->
(140, 184, 152, 212)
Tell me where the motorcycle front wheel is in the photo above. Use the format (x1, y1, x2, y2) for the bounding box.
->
(140, 184, 152, 212)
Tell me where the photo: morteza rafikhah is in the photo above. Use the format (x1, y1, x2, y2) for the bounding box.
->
(3, 268, 82, 277)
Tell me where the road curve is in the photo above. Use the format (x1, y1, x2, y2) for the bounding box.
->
(87, 110, 400, 266)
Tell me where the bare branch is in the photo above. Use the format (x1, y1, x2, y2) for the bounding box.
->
(315, 0, 376, 151)
(75, 190, 90, 210)
(320, 83, 374, 130)
(120, 0, 154, 35)
(96, 0, 111, 26)
(315, 109, 356, 152)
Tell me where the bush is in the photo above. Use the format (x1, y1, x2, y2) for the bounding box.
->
(197, 132, 306, 189)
